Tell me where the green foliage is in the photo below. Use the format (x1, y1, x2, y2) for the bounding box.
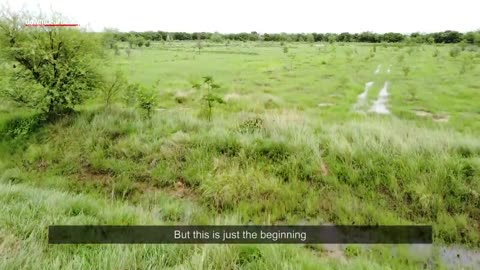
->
(196, 39, 203, 54)
(306, 33, 315, 43)
(209, 32, 223, 43)
(0, 9, 104, 118)
(1, 114, 45, 140)
(2, 38, 480, 269)
(449, 47, 461, 57)
(136, 86, 158, 119)
(238, 117, 264, 133)
(402, 66, 411, 77)
(102, 27, 119, 49)
(122, 83, 139, 105)
(136, 37, 145, 47)
(100, 70, 127, 108)
(145, 40, 151, 47)
(194, 76, 224, 121)
(113, 44, 120, 55)
(459, 54, 474, 75)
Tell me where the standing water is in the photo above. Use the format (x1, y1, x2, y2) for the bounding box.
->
(369, 81, 390, 114)
(353, 81, 374, 111)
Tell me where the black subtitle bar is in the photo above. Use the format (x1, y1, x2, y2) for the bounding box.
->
(48, 225, 432, 244)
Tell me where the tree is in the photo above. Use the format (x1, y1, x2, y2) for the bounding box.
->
(337, 32, 352, 42)
(0, 8, 104, 118)
(196, 37, 203, 54)
(194, 76, 223, 121)
(100, 70, 127, 108)
(137, 86, 157, 119)
(136, 36, 145, 47)
(306, 33, 315, 43)
(432, 31, 463, 43)
(382, 32, 404, 43)
(113, 43, 120, 55)
(102, 27, 119, 49)
(127, 35, 135, 48)
(209, 32, 223, 43)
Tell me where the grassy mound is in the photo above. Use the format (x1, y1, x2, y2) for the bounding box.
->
(2, 107, 478, 248)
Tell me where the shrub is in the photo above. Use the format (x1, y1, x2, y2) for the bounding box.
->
(123, 83, 140, 106)
(100, 70, 127, 108)
(0, 9, 104, 119)
(449, 47, 461, 57)
(136, 86, 158, 119)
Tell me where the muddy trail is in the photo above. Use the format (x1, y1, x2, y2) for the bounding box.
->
(353, 64, 391, 114)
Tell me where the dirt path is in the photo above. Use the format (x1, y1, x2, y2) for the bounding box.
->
(352, 64, 392, 115)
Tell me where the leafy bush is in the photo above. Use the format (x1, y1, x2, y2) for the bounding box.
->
(123, 83, 140, 106)
(1, 114, 46, 140)
(100, 70, 127, 108)
(136, 86, 158, 119)
(0, 9, 104, 119)
(449, 47, 461, 57)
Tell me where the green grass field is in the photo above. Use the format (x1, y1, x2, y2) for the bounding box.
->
(1, 41, 479, 269)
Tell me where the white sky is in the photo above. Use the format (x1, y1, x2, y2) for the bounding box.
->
(2, 0, 479, 33)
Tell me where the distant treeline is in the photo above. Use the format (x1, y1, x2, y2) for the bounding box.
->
(111, 30, 480, 44)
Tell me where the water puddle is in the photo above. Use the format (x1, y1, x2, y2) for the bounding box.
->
(387, 65, 391, 74)
(374, 64, 381, 74)
(369, 81, 390, 114)
(438, 246, 480, 269)
(353, 81, 374, 111)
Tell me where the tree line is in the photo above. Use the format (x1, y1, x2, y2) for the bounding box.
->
(111, 30, 480, 45)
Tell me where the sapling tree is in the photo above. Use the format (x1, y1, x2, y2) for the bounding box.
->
(402, 66, 410, 77)
(196, 38, 203, 54)
(193, 76, 224, 121)
(127, 36, 135, 48)
(123, 83, 140, 106)
(100, 70, 127, 108)
(407, 83, 417, 101)
(136, 86, 157, 119)
(287, 53, 296, 70)
(113, 44, 120, 55)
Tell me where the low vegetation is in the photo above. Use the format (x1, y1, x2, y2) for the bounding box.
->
(1, 8, 479, 269)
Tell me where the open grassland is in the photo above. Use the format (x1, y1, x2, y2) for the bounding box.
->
(1, 41, 479, 269)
